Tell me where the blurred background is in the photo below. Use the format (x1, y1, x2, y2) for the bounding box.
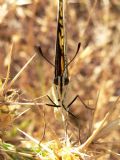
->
(0, 0, 120, 145)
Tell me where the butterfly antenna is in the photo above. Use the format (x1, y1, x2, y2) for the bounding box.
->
(67, 42, 81, 66)
(35, 45, 54, 67)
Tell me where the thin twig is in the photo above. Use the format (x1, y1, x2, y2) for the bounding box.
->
(2, 43, 13, 92)
(6, 54, 36, 90)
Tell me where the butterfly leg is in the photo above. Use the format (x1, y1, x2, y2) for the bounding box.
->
(62, 103, 78, 119)
(45, 95, 60, 108)
(67, 95, 94, 110)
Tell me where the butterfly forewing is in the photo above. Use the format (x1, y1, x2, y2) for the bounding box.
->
(54, 0, 69, 87)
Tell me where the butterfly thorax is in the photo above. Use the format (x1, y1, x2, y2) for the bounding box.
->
(52, 80, 69, 106)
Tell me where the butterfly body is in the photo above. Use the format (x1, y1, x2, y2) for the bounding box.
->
(36, 0, 81, 121)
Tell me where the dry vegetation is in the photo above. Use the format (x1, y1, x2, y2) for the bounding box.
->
(0, 0, 120, 159)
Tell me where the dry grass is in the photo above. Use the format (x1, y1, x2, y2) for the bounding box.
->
(0, 0, 120, 159)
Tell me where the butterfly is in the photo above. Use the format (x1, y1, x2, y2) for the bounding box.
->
(35, 0, 93, 141)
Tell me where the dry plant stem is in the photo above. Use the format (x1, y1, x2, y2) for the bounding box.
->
(22, 94, 47, 102)
(106, 149, 120, 158)
(94, 144, 120, 159)
(95, 118, 120, 140)
(81, 0, 98, 43)
(79, 113, 109, 150)
(0, 101, 45, 106)
(35, 104, 46, 143)
(6, 54, 36, 91)
(79, 97, 120, 151)
(0, 148, 36, 158)
(14, 108, 31, 120)
(92, 85, 106, 125)
(90, 90, 101, 133)
(27, 0, 37, 53)
(2, 43, 14, 93)
(45, 120, 61, 143)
